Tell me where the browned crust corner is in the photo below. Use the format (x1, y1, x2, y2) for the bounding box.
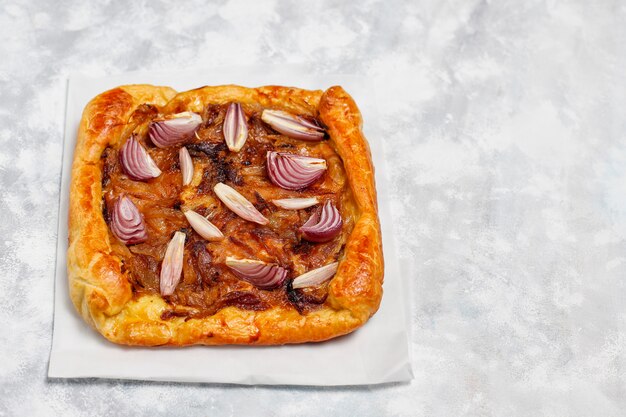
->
(67, 84, 383, 346)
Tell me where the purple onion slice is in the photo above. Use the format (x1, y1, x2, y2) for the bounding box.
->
(119, 135, 162, 181)
(299, 200, 343, 242)
(266, 151, 327, 190)
(110, 195, 148, 245)
(225, 257, 287, 290)
(149, 112, 202, 148)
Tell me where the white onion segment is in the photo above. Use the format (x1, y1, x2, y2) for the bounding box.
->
(213, 182, 269, 225)
(160, 231, 186, 296)
(223, 102, 248, 152)
(225, 257, 287, 290)
(119, 135, 162, 181)
(179, 147, 193, 186)
(110, 195, 148, 244)
(299, 200, 343, 242)
(261, 109, 325, 141)
(266, 151, 327, 190)
(272, 197, 319, 210)
(149, 112, 202, 148)
(292, 262, 339, 289)
(183, 209, 224, 241)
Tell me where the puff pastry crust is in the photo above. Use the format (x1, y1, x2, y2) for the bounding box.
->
(67, 84, 383, 345)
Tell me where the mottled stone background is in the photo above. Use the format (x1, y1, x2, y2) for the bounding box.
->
(1, 0, 626, 415)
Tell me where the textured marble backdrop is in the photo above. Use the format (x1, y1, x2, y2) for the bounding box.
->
(1, 0, 625, 415)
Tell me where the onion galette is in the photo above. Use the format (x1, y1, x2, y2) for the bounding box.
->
(67, 84, 383, 346)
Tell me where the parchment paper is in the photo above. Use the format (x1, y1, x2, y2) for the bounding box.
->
(48, 66, 413, 385)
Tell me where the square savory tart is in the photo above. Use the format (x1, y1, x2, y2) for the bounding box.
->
(68, 84, 383, 346)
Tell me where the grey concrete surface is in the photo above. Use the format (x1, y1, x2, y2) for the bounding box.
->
(1, 0, 625, 415)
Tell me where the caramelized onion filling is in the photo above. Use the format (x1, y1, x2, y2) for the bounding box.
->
(102, 102, 356, 317)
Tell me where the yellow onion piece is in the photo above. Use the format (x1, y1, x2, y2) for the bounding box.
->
(213, 182, 268, 225)
(223, 102, 248, 152)
(160, 231, 186, 296)
(292, 262, 339, 289)
(261, 109, 325, 141)
(183, 209, 224, 241)
(272, 197, 319, 210)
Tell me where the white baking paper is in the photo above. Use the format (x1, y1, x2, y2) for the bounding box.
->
(48, 66, 413, 385)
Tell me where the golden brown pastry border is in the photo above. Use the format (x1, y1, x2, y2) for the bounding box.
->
(67, 84, 384, 346)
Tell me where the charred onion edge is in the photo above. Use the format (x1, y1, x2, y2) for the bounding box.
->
(292, 262, 339, 289)
(179, 146, 194, 186)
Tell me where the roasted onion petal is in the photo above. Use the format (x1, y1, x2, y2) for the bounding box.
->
(223, 102, 248, 152)
(261, 109, 325, 141)
(296, 115, 324, 130)
(272, 197, 319, 210)
(179, 147, 193, 186)
(110, 195, 148, 244)
(183, 209, 224, 241)
(292, 262, 339, 289)
(266, 151, 327, 190)
(149, 112, 202, 148)
(225, 257, 287, 290)
(299, 200, 343, 242)
(160, 231, 186, 296)
(119, 135, 162, 181)
(213, 182, 269, 225)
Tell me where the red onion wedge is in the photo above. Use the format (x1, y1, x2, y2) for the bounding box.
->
(213, 182, 269, 225)
(299, 200, 343, 242)
(223, 102, 248, 152)
(272, 197, 319, 210)
(160, 231, 186, 296)
(266, 151, 327, 190)
(119, 135, 162, 181)
(110, 195, 148, 245)
(292, 262, 339, 289)
(149, 111, 202, 148)
(261, 109, 325, 141)
(179, 147, 193, 186)
(183, 209, 224, 241)
(225, 257, 287, 290)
